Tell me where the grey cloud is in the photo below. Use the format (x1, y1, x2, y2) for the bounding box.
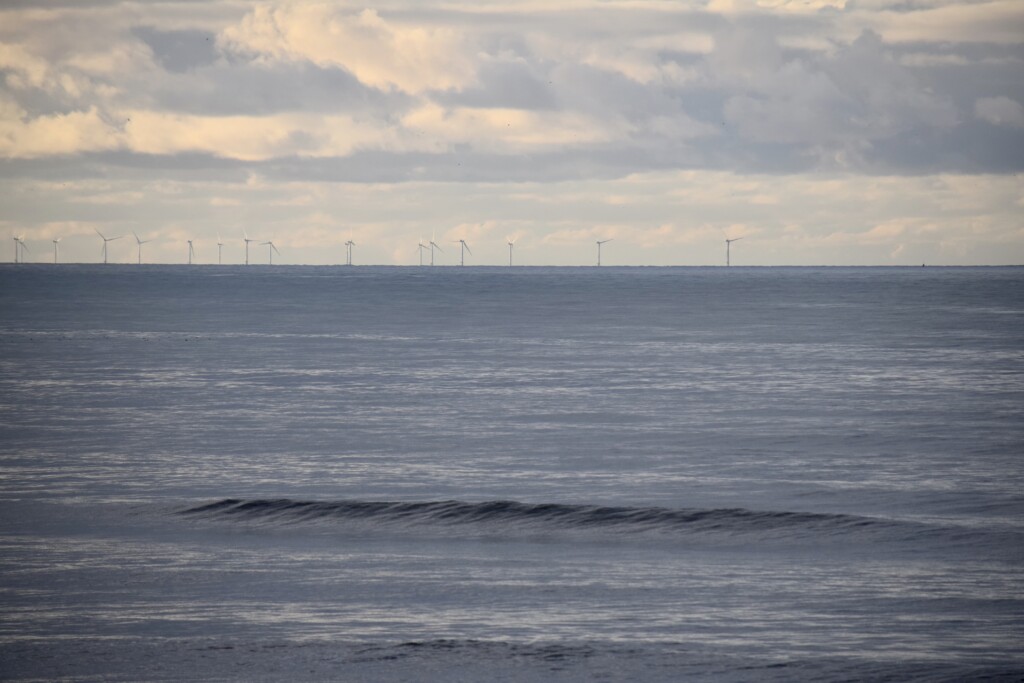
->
(133, 27, 219, 74)
(0, 153, 249, 186)
(435, 61, 556, 110)
(861, 122, 1024, 174)
(148, 62, 411, 116)
(974, 96, 1024, 127)
(704, 29, 970, 170)
(548, 63, 719, 145)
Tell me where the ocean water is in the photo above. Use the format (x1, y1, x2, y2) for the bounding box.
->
(0, 264, 1022, 681)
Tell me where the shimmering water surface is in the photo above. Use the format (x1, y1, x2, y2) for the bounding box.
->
(0, 265, 1022, 681)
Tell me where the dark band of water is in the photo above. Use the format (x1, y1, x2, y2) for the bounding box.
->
(179, 498, 973, 546)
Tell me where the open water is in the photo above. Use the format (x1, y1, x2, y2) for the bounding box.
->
(0, 265, 1022, 681)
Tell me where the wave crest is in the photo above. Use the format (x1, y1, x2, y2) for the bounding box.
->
(179, 498, 911, 542)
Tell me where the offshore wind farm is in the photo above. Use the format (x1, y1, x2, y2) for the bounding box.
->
(8, 231, 759, 267)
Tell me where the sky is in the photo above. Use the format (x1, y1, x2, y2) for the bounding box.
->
(1, 0, 1022, 266)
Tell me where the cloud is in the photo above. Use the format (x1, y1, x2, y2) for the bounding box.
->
(437, 60, 556, 110)
(136, 108, 439, 161)
(401, 103, 620, 151)
(218, 5, 478, 94)
(0, 0, 1022, 265)
(133, 27, 219, 74)
(974, 96, 1024, 128)
(720, 29, 958, 149)
(864, 0, 1024, 45)
(0, 103, 122, 157)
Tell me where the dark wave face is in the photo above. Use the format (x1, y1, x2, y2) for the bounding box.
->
(178, 498, 985, 549)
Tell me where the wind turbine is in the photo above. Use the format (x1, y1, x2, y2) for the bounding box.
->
(455, 239, 471, 266)
(216, 233, 224, 265)
(243, 231, 256, 265)
(507, 237, 516, 267)
(345, 239, 355, 266)
(429, 233, 443, 266)
(96, 229, 122, 264)
(596, 238, 613, 266)
(724, 234, 743, 267)
(261, 240, 280, 264)
(52, 237, 61, 264)
(13, 236, 28, 263)
(417, 238, 429, 266)
(187, 239, 195, 265)
(133, 231, 150, 264)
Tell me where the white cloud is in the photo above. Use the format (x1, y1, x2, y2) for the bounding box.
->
(401, 103, 621, 151)
(219, 5, 478, 94)
(974, 96, 1024, 128)
(0, 104, 123, 158)
(864, 0, 1024, 44)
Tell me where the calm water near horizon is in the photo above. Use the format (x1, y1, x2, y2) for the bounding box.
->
(1, 265, 1022, 681)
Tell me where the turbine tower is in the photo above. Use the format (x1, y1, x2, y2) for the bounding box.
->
(133, 231, 150, 264)
(52, 237, 61, 264)
(187, 240, 195, 265)
(724, 235, 743, 267)
(96, 229, 122, 264)
(417, 238, 429, 266)
(596, 238, 613, 266)
(455, 239, 471, 266)
(261, 240, 280, 265)
(507, 237, 516, 267)
(13, 236, 28, 263)
(216, 233, 224, 265)
(429, 233, 442, 266)
(345, 239, 355, 266)
(243, 231, 256, 266)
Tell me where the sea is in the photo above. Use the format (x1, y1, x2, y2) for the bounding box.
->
(0, 264, 1021, 682)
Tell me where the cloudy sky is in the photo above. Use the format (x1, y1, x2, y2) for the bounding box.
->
(1, 0, 1021, 266)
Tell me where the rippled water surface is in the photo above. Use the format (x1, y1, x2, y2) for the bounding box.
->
(0, 265, 1022, 680)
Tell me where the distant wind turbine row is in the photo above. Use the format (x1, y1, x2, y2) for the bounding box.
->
(9, 231, 747, 266)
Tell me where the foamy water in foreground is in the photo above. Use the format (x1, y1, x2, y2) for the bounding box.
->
(1, 265, 1022, 681)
